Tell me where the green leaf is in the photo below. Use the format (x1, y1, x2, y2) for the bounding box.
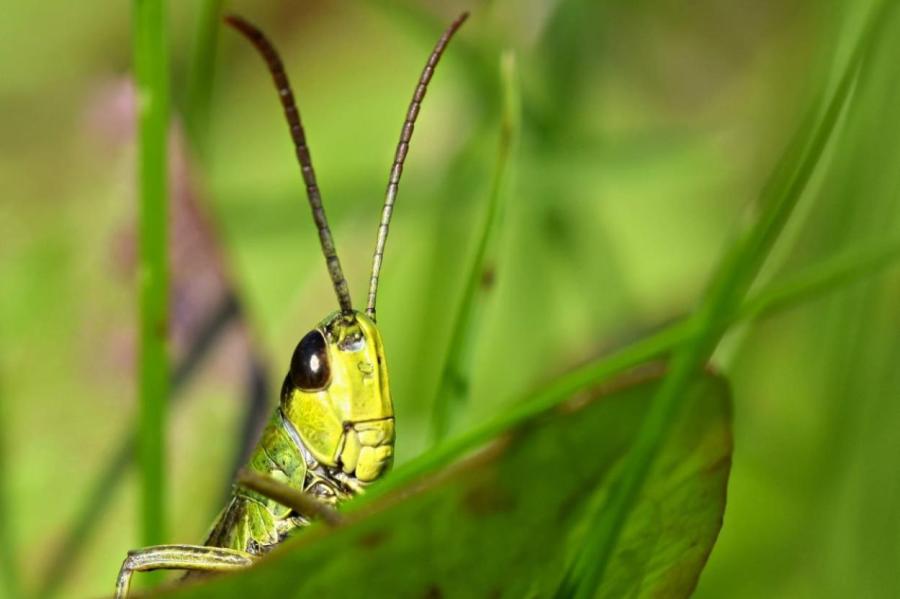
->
(160, 368, 731, 598)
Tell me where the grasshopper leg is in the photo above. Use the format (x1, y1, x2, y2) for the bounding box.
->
(115, 544, 253, 598)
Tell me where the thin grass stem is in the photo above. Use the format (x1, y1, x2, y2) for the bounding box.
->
(133, 0, 170, 559)
(430, 51, 520, 444)
(358, 224, 900, 508)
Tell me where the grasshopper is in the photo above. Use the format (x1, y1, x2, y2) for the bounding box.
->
(115, 12, 467, 597)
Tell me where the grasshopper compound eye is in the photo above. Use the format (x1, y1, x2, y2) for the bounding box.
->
(290, 330, 331, 391)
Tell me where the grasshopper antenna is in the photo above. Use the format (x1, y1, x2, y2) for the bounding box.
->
(225, 15, 354, 315)
(365, 12, 469, 320)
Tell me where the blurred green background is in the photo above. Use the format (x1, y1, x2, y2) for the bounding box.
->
(2, 1, 899, 597)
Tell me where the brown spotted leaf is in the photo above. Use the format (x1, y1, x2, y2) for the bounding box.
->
(160, 367, 731, 598)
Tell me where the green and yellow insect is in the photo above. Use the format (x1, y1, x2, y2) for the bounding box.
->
(115, 12, 467, 597)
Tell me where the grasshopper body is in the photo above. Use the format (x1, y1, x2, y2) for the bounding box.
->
(205, 311, 393, 552)
(115, 12, 466, 597)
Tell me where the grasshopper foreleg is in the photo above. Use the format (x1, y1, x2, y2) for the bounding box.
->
(115, 545, 253, 598)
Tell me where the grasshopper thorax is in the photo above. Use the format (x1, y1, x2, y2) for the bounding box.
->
(280, 311, 394, 484)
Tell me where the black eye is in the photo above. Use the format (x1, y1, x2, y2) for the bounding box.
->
(290, 330, 330, 391)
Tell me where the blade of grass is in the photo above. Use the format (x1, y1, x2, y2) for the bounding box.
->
(368, 2, 502, 425)
(430, 50, 520, 443)
(557, 3, 893, 596)
(185, 0, 224, 160)
(359, 226, 900, 506)
(133, 0, 170, 558)
(236, 470, 342, 527)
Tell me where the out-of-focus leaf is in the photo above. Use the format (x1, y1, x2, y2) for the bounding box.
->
(159, 367, 731, 598)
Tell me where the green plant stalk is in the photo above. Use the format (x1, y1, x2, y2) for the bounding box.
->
(431, 51, 520, 444)
(133, 0, 170, 553)
(559, 3, 892, 596)
(185, 0, 224, 159)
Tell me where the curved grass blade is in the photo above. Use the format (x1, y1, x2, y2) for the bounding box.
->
(236, 470, 342, 527)
(160, 368, 732, 598)
(360, 225, 900, 508)
(430, 50, 520, 443)
(556, 3, 896, 596)
(345, 212, 900, 518)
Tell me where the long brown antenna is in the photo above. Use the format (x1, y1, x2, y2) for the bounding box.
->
(225, 15, 353, 315)
(365, 12, 469, 319)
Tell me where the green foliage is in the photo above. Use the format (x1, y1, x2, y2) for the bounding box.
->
(700, 3, 900, 595)
(556, 2, 894, 595)
(162, 370, 731, 598)
(4, 1, 900, 598)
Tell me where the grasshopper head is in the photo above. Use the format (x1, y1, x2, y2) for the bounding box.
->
(280, 311, 394, 483)
(226, 7, 466, 488)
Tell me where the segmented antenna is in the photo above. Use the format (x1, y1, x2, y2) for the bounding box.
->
(225, 15, 354, 315)
(365, 12, 469, 319)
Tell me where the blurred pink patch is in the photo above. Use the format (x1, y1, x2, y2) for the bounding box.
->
(81, 75, 261, 399)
